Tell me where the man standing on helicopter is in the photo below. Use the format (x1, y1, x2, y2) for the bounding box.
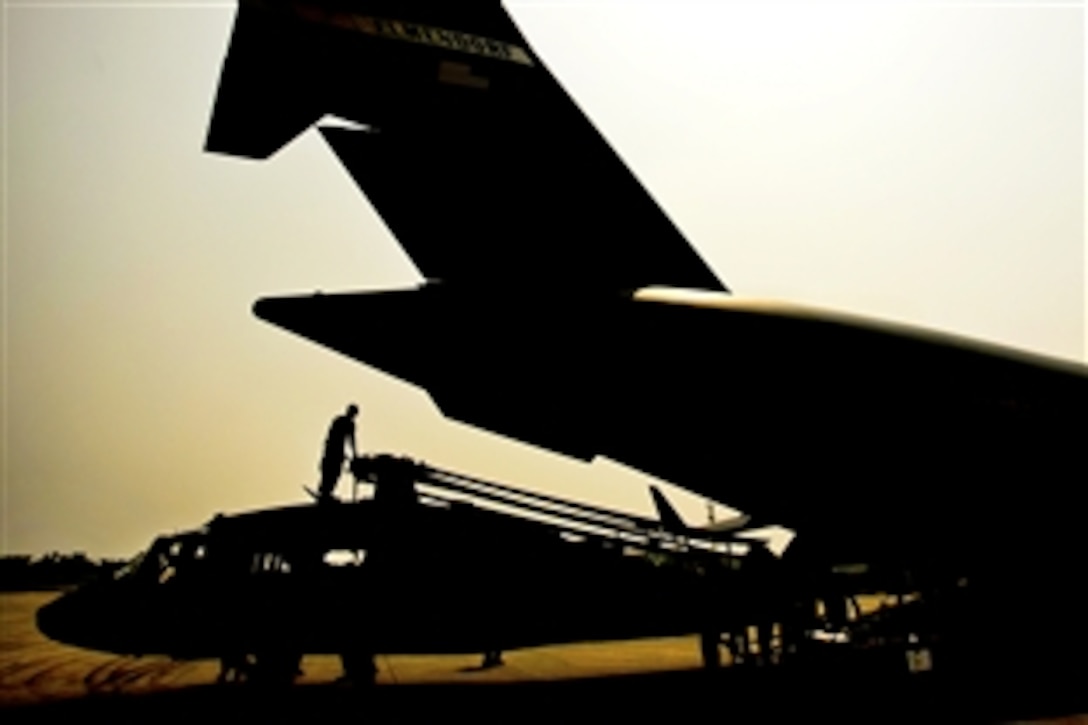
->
(316, 403, 359, 503)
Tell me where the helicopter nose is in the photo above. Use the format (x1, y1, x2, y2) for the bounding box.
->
(36, 588, 124, 652)
(36, 591, 91, 646)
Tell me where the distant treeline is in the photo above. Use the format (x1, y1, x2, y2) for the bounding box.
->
(0, 553, 126, 591)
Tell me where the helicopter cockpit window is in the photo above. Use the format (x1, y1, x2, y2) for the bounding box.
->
(123, 534, 210, 584)
(113, 550, 147, 580)
(250, 552, 292, 574)
(324, 550, 366, 567)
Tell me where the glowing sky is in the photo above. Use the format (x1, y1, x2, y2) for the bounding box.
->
(3, 2, 1084, 557)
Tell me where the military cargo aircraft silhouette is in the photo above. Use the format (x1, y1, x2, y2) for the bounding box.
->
(200, 0, 1088, 689)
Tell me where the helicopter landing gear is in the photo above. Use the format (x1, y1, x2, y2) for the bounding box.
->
(247, 651, 303, 686)
(338, 651, 377, 686)
(700, 630, 724, 669)
(217, 652, 255, 683)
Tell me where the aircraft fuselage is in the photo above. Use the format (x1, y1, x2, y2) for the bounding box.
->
(254, 284, 1088, 574)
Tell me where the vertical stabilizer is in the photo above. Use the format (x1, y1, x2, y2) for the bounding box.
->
(205, 0, 725, 292)
(650, 486, 689, 534)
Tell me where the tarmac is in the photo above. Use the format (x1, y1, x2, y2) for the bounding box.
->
(2, 592, 709, 701)
(3, 591, 1087, 723)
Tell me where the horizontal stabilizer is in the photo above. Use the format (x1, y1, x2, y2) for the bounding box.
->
(206, 0, 523, 159)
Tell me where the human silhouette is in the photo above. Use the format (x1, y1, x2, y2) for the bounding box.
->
(317, 404, 359, 502)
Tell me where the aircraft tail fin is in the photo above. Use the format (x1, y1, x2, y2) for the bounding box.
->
(650, 486, 689, 534)
(206, 0, 725, 292)
(707, 513, 754, 534)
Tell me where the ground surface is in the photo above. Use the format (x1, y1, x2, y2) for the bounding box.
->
(1, 592, 1085, 723)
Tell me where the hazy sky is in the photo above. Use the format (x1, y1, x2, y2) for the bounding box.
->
(4, 2, 1084, 558)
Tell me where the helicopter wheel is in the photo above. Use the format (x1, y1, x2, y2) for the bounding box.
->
(217, 652, 255, 684)
(339, 651, 377, 686)
(248, 651, 303, 686)
(699, 630, 723, 669)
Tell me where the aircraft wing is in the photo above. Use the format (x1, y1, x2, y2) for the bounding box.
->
(206, 0, 725, 293)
